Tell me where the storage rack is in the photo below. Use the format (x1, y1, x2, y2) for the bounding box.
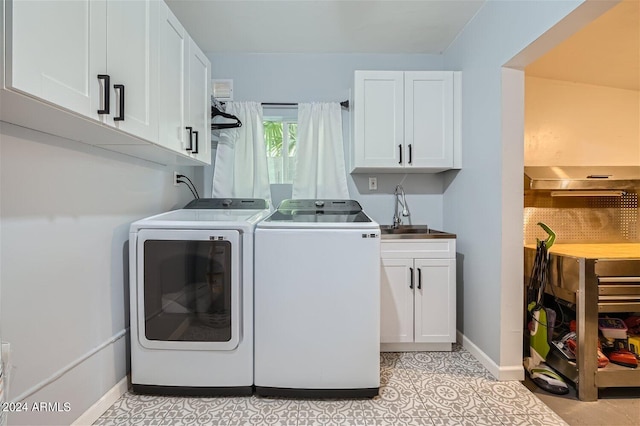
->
(524, 247, 640, 401)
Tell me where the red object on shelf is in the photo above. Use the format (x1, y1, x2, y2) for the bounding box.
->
(566, 336, 609, 367)
(609, 350, 638, 368)
(597, 348, 609, 368)
(624, 316, 640, 335)
(570, 320, 576, 332)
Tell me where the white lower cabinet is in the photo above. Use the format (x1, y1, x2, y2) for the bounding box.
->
(380, 239, 456, 351)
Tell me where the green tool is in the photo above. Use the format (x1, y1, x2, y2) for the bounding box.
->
(537, 221, 556, 249)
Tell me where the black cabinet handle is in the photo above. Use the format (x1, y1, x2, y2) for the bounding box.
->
(408, 144, 413, 164)
(185, 127, 193, 151)
(409, 267, 414, 289)
(192, 130, 199, 154)
(417, 268, 422, 289)
(97, 74, 110, 115)
(114, 84, 125, 121)
(399, 145, 402, 164)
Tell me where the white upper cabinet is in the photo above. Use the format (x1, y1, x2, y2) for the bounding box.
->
(405, 72, 454, 168)
(7, 0, 158, 141)
(353, 71, 405, 168)
(103, 0, 159, 142)
(158, 3, 211, 163)
(186, 37, 211, 164)
(2, 0, 210, 166)
(158, 3, 188, 154)
(7, 0, 107, 120)
(352, 70, 461, 173)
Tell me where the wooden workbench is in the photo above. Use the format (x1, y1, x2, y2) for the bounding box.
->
(524, 243, 640, 259)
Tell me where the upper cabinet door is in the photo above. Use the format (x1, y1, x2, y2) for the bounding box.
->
(186, 38, 211, 163)
(405, 71, 454, 168)
(353, 71, 404, 169)
(158, 2, 188, 153)
(105, 0, 159, 142)
(7, 0, 106, 119)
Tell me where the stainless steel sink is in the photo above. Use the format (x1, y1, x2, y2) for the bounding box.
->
(380, 225, 456, 239)
(380, 225, 430, 235)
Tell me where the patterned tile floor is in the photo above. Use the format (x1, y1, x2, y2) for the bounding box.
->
(94, 345, 567, 425)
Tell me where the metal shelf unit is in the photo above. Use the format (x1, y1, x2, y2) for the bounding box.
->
(524, 248, 640, 401)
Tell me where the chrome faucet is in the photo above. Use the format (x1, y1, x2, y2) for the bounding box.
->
(392, 185, 410, 228)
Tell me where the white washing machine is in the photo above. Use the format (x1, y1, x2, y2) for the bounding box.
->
(254, 199, 381, 398)
(129, 198, 270, 395)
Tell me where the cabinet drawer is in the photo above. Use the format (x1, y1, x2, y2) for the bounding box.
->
(381, 239, 455, 259)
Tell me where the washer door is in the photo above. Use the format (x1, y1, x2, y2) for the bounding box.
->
(136, 229, 241, 350)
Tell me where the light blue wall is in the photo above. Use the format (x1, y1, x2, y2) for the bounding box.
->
(442, 0, 591, 372)
(0, 123, 194, 425)
(206, 53, 449, 229)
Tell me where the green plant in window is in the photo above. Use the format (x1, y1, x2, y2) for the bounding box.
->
(264, 121, 283, 157)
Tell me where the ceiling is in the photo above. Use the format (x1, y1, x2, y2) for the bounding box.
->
(164, 0, 484, 54)
(166, 0, 639, 91)
(525, 0, 639, 91)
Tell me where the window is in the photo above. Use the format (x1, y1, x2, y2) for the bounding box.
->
(264, 119, 297, 184)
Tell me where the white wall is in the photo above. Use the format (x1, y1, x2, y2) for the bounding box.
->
(207, 53, 448, 229)
(0, 122, 195, 425)
(441, 0, 600, 378)
(525, 76, 640, 166)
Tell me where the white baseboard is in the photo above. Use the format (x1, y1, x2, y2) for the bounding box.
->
(72, 376, 128, 426)
(457, 331, 524, 381)
(381, 342, 452, 352)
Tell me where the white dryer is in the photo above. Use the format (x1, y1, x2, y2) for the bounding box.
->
(129, 198, 270, 395)
(254, 199, 380, 398)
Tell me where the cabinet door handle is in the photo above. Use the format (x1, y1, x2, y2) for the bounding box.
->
(409, 267, 414, 289)
(399, 145, 403, 164)
(408, 144, 412, 164)
(185, 127, 193, 151)
(114, 84, 125, 121)
(192, 130, 199, 154)
(417, 267, 422, 289)
(97, 74, 110, 115)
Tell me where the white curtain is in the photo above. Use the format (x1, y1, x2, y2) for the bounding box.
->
(292, 102, 350, 199)
(211, 101, 271, 205)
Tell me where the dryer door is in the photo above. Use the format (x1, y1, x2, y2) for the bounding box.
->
(136, 229, 241, 350)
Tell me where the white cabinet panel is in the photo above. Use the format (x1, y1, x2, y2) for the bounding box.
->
(105, 0, 158, 142)
(381, 239, 454, 259)
(186, 38, 211, 163)
(352, 70, 460, 173)
(381, 258, 414, 343)
(8, 0, 106, 119)
(157, 3, 211, 164)
(405, 72, 454, 167)
(354, 71, 403, 168)
(158, 3, 187, 153)
(414, 258, 456, 343)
